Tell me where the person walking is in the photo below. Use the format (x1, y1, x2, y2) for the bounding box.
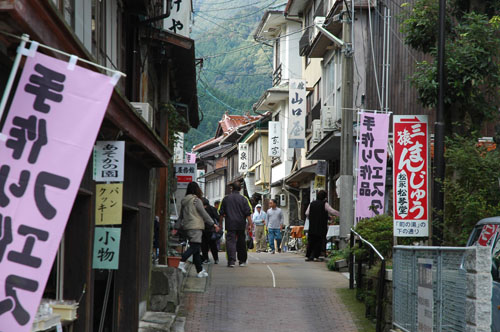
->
(252, 204, 267, 252)
(201, 198, 219, 264)
(218, 182, 253, 267)
(304, 190, 339, 262)
(174, 182, 219, 277)
(266, 199, 284, 254)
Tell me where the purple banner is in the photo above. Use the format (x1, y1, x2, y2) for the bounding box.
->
(355, 112, 390, 223)
(0, 51, 116, 331)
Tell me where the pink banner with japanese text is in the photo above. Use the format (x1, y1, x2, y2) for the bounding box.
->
(393, 115, 429, 237)
(0, 51, 116, 330)
(355, 112, 390, 223)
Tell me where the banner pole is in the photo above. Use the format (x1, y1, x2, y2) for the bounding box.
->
(0, 34, 29, 133)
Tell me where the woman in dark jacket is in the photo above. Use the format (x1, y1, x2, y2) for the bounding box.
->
(201, 198, 220, 264)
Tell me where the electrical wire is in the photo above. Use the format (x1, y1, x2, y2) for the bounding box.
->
(195, 0, 283, 21)
(198, 78, 244, 112)
(197, 0, 275, 12)
(367, 0, 383, 110)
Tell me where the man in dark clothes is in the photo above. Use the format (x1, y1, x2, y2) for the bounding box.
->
(218, 182, 253, 267)
(304, 190, 339, 261)
(201, 198, 219, 264)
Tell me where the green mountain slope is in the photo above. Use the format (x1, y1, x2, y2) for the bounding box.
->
(185, 0, 283, 150)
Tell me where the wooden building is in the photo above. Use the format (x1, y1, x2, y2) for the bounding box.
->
(0, 0, 198, 331)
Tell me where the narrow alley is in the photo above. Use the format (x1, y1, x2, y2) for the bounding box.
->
(180, 252, 358, 332)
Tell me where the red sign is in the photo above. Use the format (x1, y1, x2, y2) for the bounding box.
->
(177, 175, 193, 183)
(393, 115, 429, 237)
(478, 224, 499, 246)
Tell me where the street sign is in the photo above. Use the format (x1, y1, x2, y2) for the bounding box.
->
(393, 115, 429, 237)
(174, 163, 196, 189)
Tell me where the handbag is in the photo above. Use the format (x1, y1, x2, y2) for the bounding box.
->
(246, 232, 254, 249)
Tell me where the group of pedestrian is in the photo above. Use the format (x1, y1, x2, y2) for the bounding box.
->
(173, 181, 338, 275)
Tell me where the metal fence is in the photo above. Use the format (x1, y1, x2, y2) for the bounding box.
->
(393, 246, 468, 332)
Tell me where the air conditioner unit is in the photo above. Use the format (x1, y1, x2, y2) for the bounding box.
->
(130, 102, 154, 127)
(279, 194, 286, 207)
(321, 105, 339, 131)
(312, 119, 322, 144)
(312, 16, 326, 41)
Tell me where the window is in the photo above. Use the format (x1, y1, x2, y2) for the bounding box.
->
(323, 50, 342, 115)
(275, 38, 280, 70)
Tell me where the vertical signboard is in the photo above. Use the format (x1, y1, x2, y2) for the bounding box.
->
(268, 121, 281, 157)
(417, 258, 433, 332)
(288, 79, 306, 148)
(238, 143, 249, 173)
(0, 51, 116, 331)
(95, 183, 123, 225)
(163, 0, 191, 37)
(393, 115, 429, 237)
(355, 112, 390, 222)
(92, 227, 121, 270)
(174, 163, 196, 189)
(173, 132, 184, 164)
(186, 152, 196, 164)
(94, 141, 125, 182)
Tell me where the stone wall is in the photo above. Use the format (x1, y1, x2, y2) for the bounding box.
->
(149, 265, 185, 313)
(464, 246, 492, 332)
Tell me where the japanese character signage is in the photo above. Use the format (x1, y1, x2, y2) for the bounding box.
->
(478, 224, 499, 246)
(314, 176, 326, 190)
(92, 227, 121, 270)
(288, 79, 306, 149)
(268, 121, 281, 157)
(238, 143, 249, 173)
(174, 163, 196, 189)
(173, 132, 184, 164)
(95, 183, 123, 225)
(316, 161, 327, 176)
(355, 113, 390, 223)
(393, 115, 429, 237)
(186, 152, 196, 164)
(93, 141, 125, 182)
(0, 51, 116, 331)
(163, 0, 191, 37)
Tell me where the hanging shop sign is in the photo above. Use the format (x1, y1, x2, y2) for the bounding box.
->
(288, 79, 306, 148)
(163, 0, 191, 37)
(186, 152, 196, 164)
(316, 161, 327, 176)
(92, 227, 121, 270)
(314, 175, 326, 190)
(393, 115, 429, 237)
(174, 163, 196, 189)
(0, 50, 117, 331)
(95, 183, 123, 225)
(238, 143, 249, 173)
(173, 132, 184, 164)
(268, 121, 281, 157)
(355, 112, 390, 223)
(93, 141, 125, 182)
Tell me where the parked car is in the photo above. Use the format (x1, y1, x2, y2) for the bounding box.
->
(466, 217, 500, 331)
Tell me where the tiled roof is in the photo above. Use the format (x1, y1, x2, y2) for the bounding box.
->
(192, 135, 224, 152)
(217, 113, 261, 136)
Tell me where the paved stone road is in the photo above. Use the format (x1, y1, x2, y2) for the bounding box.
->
(180, 252, 359, 332)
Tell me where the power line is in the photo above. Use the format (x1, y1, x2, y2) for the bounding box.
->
(196, 0, 282, 21)
(196, 0, 274, 12)
(198, 78, 244, 112)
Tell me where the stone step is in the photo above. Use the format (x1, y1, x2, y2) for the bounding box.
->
(138, 311, 176, 332)
(170, 316, 186, 332)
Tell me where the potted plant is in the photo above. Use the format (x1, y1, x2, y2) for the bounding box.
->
(167, 249, 182, 268)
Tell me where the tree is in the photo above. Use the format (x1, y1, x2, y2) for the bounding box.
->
(401, 0, 500, 135)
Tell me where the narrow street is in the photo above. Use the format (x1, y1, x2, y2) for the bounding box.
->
(180, 252, 358, 332)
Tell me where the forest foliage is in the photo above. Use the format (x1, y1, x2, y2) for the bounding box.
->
(185, 0, 279, 150)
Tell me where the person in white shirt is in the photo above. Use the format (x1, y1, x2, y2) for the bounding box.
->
(252, 204, 267, 252)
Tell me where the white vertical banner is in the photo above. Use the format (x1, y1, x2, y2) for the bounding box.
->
(288, 79, 306, 148)
(163, 0, 192, 37)
(173, 132, 184, 164)
(94, 141, 125, 182)
(268, 121, 281, 157)
(238, 143, 249, 174)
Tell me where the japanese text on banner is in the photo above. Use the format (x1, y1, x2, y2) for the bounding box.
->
(355, 113, 390, 223)
(288, 79, 306, 149)
(0, 51, 116, 331)
(393, 115, 429, 237)
(268, 121, 281, 157)
(238, 143, 249, 173)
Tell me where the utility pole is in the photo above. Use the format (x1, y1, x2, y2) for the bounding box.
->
(339, 0, 354, 248)
(432, 0, 446, 245)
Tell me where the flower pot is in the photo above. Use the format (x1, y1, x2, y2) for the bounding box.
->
(167, 256, 181, 268)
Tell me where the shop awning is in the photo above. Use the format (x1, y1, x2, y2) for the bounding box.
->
(285, 163, 317, 185)
(306, 131, 341, 161)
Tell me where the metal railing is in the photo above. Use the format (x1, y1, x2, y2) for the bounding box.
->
(349, 228, 386, 332)
(272, 63, 282, 87)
